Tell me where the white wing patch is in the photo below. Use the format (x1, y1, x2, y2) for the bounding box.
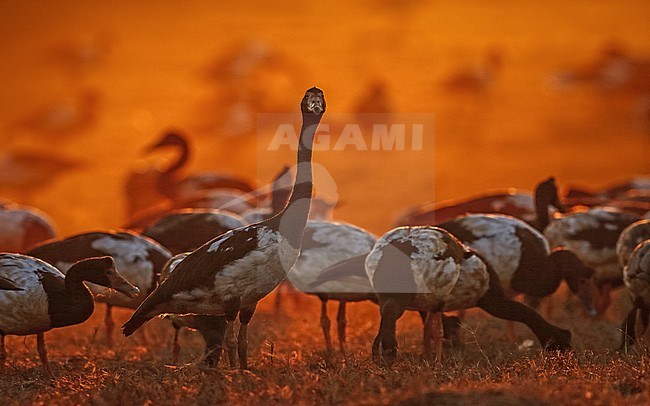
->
(288, 220, 376, 293)
(442, 254, 490, 310)
(544, 209, 630, 280)
(172, 227, 299, 310)
(0, 254, 61, 335)
(455, 215, 531, 287)
(366, 226, 449, 283)
(368, 227, 489, 311)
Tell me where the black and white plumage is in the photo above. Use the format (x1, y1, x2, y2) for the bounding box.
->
(365, 226, 571, 365)
(159, 253, 228, 366)
(26, 230, 172, 346)
(0, 254, 138, 377)
(0, 201, 57, 253)
(621, 241, 650, 348)
(288, 220, 377, 351)
(543, 209, 640, 311)
(143, 209, 246, 255)
(122, 87, 326, 370)
(617, 220, 650, 268)
(439, 214, 597, 317)
(535, 177, 640, 314)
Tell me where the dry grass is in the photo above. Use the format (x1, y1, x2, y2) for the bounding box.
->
(1, 289, 648, 405)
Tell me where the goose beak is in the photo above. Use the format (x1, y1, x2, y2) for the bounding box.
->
(108, 270, 140, 299)
(307, 94, 324, 115)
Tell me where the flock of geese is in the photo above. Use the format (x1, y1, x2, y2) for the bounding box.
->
(1, 87, 650, 379)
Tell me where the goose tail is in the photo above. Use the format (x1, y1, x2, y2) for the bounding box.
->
(122, 310, 153, 337)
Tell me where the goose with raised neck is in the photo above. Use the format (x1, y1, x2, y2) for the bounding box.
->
(122, 87, 326, 369)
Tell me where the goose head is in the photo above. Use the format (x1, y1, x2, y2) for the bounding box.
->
(72, 256, 140, 298)
(302, 87, 326, 116)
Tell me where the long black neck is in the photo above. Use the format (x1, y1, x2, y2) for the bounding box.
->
(269, 113, 320, 248)
(164, 139, 190, 176)
(43, 267, 95, 328)
(534, 193, 552, 231)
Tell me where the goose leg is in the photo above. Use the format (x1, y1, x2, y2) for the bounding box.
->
(196, 316, 227, 368)
(171, 326, 181, 365)
(422, 312, 433, 357)
(620, 306, 639, 350)
(442, 314, 461, 348)
(105, 305, 114, 348)
(431, 312, 444, 366)
(237, 304, 257, 370)
(372, 332, 381, 361)
(640, 307, 649, 339)
(320, 299, 332, 351)
(336, 301, 347, 352)
(36, 333, 53, 379)
(477, 292, 571, 350)
(224, 298, 241, 368)
(376, 297, 406, 366)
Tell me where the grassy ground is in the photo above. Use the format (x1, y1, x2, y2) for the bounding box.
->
(1, 289, 648, 405)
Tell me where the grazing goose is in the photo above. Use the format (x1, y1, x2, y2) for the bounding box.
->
(543, 207, 640, 313)
(0, 201, 57, 253)
(620, 241, 650, 349)
(617, 220, 650, 268)
(438, 214, 597, 339)
(289, 220, 377, 352)
(395, 190, 537, 227)
(365, 226, 571, 365)
(537, 178, 641, 314)
(0, 255, 138, 378)
(0, 275, 20, 290)
(26, 231, 172, 346)
(143, 209, 246, 255)
(122, 87, 326, 369)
